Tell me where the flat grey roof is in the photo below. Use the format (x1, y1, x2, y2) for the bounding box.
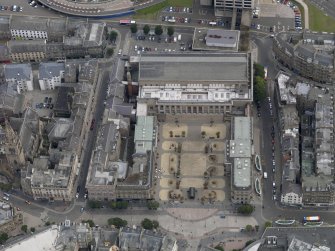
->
(206, 29, 239, 46)
(4, 63, 32, 81)
(139, 54, 248, 82)
(231, 117, 252, 188)
(39, 62, 64, 79)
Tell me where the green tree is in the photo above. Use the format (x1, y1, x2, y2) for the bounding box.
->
(152, 220, 159, 229)
(130, 23, 138, 34)
(106, 48, 114, 57)
(254, 76, 266, 102)
(141, 218, 154, 230)
(147, 200, 159, 210)
(154, 25, 163, 36)
(254, 63, 265, 78)
(88, 200, 102, 209)
(237, 204, 254, 215)
(264, 221, 272, 228)
(0, 233, 8, 245)
(109, 31, 118, 43)
(108, 217, 127, 229)
(21, 225, 28, 233)
(245, 224, 253, 232)
(214, 246, 224, 251)
(167, 26, 175, 37)
(30, 227, 36, 233)
(143, 24, 150, 35)
(82, 219, 95, 227)
(110, 201, 129, 209)
(45, 221, 51, 226)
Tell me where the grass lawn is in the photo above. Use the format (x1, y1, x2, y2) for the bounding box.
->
(305, 0, 335, 32)
(134, 0, 193, 20)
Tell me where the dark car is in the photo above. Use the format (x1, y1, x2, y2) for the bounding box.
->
(90, 119, 95, 130)
(77, 186, 81, 193)
(48, 97, 52, 103)
(44, 97, 48, 103)
(50, 104, 54, 109)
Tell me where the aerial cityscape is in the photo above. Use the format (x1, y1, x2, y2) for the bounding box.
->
(0, 0, 334, 250)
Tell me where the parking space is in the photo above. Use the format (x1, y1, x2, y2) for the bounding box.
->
(24, 90, 58, 118)
(128, 31, 194, 56)
(252, 0, 300, 32)
(0, 0, 62, 17)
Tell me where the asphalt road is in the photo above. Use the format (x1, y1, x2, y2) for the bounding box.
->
(252, 34, 335, 225)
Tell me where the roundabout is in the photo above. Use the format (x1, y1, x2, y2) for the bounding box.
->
(36, 0, 159, 17)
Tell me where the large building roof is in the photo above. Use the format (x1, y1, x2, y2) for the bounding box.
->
(4, 64, 32, 81)
(231, 117, 252, 188)
(139, 54, 249, 82)
(39, 62, 65, 79)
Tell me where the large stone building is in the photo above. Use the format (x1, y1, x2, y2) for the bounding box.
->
(9, 16, 67, 42)
(273, 31, 335, 83)
(132, 53, 253, 120)
(200, 0, 253, 28)
(229, 116, 253, 204)
(38, 62, 65, 90)
(4, 63, 33, 94)
(86, 114, 155, 201)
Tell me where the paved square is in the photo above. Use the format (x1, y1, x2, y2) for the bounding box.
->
(156, 118, 229, 203)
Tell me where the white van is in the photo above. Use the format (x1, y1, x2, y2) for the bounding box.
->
(263, 172, 268, 179)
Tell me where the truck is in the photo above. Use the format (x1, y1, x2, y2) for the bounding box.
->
(263, 172, 268, 179)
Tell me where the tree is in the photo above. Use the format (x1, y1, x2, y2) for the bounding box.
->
(82, 219, 95, 227)
(254, 76, 266, 102)
(264, 221, 272, 228)
(30, 227, 36, 233)
(0, 233, 8, 245)
(88, 200, 102, 209)
(106, 48, 114, 57)
(141, 218, 154, 230)
(245, 224, 253, 232)
(154, 25, 163, 36)
(130, 23, 138, 34)
(167, 26, 175, 37)
(21, 225, 28, 233)
(110, 201, 129, 209)
(143, 24, 150, 35)
(214, 246, 224, 251)
(254, 63, 265, 78)
(108, 217, 127, 229)
(147, 200, 159, 210)
(237, 204, 254, 215)
(152, 220, 159, 229)
(109, 31, 118, 43)
(45, 221, 51, 226)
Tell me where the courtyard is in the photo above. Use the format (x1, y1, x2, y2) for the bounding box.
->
(156, 117, 230, 204)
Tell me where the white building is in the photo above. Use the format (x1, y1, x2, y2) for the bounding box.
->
(38, 62, 65, 90)
(10, 16, 48, 40)
(4, 63, 33, 94)
(281, 182, 303, 206)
